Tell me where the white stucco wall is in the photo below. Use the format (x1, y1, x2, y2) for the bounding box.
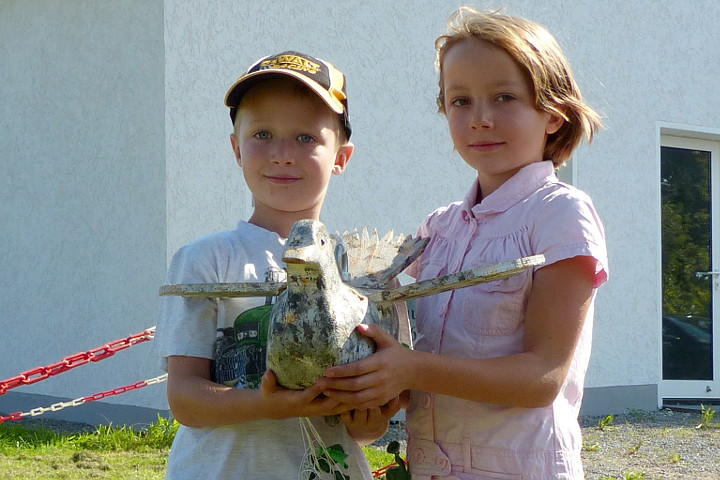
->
(2, 0, 719, 420)
(164, 0, 720, 398)
(1, 0, 166, 412)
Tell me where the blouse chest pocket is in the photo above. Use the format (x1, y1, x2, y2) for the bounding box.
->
(461, 269, 530, 336)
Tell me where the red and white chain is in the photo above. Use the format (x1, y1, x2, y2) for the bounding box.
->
(0, 373, 167, 424)
(0, 326, 162, 425)
(0, 327, 156, 396)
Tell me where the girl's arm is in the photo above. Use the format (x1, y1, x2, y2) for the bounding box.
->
(319, 255, 596, 409)
(340, 398, 401, 446)
(166, 356, 351, 427)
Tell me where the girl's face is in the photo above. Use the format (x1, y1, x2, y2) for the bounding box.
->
(441, 38, 563, 199)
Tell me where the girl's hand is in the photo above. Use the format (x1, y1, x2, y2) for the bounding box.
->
(318, 324, 414, 409)
(340, 397, 401, 446)
(260, 370, 351, 419)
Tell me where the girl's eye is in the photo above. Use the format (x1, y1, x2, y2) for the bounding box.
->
(254, 131, 271, 140)
(497, 94, 515, 103)
(297, 134, 315, 144)
(450, 97, 470, 107)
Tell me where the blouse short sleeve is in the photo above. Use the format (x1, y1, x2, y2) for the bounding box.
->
(530, 188, 608, 288)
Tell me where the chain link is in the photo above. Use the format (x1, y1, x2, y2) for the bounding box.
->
(0, 327, 156, 396)
(0, 374, 168, 425)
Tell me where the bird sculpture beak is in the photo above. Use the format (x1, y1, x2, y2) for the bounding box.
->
(282, 245, 311, 264)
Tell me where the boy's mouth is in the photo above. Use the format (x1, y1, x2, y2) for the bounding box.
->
(265, 175, 300, 184)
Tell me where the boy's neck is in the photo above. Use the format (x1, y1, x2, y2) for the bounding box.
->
(248, 211, 321, 239)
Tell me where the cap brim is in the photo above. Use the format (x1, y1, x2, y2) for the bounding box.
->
(224, 69, 344, 115)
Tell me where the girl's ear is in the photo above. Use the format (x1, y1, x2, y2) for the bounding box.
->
(230, 133, 242, 167)
(332, 142, 354, 175)
(545, 112, 565, 135)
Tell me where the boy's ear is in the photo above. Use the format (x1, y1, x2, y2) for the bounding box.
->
(230, 133, 242, 167)
(332, 142, 354, 175)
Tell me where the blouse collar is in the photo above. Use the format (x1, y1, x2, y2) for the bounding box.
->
(462, 161, 557, 218)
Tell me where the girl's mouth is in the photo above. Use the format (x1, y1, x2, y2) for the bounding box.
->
(470, 141, 503, 151)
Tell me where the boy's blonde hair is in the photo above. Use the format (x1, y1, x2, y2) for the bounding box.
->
(435, 7, 602, 167)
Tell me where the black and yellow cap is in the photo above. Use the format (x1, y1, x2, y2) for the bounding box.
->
(225, 51, 351, 139)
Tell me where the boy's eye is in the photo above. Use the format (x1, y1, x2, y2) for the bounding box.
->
(450, 97, 470, 107)
(297, 134, 316, 144)
(254, 131, 272, 140)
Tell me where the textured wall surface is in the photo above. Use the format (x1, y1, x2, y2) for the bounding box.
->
(2, 0, 719, 416)
(1, 1, 166, 410)
(163, 0, 720, 398)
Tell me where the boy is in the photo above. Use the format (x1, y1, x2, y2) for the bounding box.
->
(151, 51, 397, 480)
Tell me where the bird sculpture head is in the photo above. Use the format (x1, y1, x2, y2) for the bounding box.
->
(282, 220, 344, 289)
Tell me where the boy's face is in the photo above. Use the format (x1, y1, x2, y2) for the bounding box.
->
(231, 78, 352, 229)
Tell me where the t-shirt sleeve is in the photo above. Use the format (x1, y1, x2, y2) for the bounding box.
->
(531, 192, 608, 288)
(150, 245, 220, 372)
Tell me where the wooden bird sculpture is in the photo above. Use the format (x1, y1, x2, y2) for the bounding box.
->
(160, 219, 545, 390)
(266, 220, 381, 389)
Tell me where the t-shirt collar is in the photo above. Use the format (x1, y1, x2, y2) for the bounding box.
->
(462, 161, 557, 217)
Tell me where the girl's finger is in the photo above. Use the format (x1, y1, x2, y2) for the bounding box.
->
(355, 323, 396, 347)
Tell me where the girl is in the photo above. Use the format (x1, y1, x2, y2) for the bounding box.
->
(320, 7, 608, 479)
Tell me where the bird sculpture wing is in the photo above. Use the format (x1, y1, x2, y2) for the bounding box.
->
(158, 226, 428, 298)
(367, 254, 546, 303)
(340, 227, 429, 289)
(159, 282, 284, 298)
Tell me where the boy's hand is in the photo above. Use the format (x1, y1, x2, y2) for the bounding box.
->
(340, 397, 401, 446)
(319, 324, 413, 409)
(260, 370, 351, 419)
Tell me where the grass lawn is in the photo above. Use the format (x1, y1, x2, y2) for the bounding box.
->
(0, 417, 396, 479)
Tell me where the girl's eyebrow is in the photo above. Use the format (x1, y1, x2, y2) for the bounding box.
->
(444, 78, 526, 92)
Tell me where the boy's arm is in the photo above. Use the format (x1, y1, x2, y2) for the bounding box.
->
(166, 356, 351, 427)
(319, 256, 597, 409)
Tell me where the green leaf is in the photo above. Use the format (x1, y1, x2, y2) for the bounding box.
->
(325, 444, 349, 468)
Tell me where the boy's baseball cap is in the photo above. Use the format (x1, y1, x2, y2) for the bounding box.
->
(225, 51, 351, 139)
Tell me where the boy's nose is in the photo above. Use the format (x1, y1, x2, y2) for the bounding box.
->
(270, 140, 296, 165)
(271, 156, 296, 165)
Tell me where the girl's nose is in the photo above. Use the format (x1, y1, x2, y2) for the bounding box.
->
(470, 104, 493, 130)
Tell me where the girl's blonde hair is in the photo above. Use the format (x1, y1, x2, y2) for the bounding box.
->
(435, 6, 602, 167)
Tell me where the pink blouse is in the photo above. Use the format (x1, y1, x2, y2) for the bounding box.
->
(405, 161, 608, 480)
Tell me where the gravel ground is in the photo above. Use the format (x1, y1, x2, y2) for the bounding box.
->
(8, 408, 720, 479)
(578, 409, 720, 480)
(370, 409, 720, 480)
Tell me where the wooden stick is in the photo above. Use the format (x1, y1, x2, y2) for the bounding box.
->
(159, 282, 285, 298)
(368, 254, 545, 303)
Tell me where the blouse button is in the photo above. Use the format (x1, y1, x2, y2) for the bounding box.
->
(436, 457, 449, 469)
(412, 448, 425, 464)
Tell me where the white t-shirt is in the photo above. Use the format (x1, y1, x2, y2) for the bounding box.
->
(151, 221, 373, 480)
